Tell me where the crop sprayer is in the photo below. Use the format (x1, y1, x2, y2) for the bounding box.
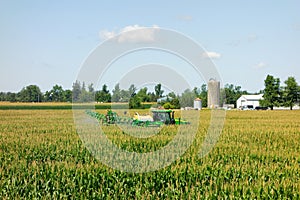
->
(86, 109, 190, 127)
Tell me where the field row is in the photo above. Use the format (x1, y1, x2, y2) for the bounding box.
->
(0, 110, 299, 198)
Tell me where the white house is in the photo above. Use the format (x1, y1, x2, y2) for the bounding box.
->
(236, 94, 263, 109)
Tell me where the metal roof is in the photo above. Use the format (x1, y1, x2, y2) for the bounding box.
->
(239, 94, 264, 101)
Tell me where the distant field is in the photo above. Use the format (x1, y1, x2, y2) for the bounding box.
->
(0, 109, 299, 199)
(0, 102, 153, 110)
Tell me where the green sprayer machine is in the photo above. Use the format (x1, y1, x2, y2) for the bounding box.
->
(86, 109, 190, 127)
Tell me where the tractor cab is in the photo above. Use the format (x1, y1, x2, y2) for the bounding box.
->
(152, 110, 175, 125)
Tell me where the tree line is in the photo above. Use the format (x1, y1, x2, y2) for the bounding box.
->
(0, 75, 299, 109)
(260, 75, 300, 110)
(0, 81, 207, 108)
(220, 75, 299, 110)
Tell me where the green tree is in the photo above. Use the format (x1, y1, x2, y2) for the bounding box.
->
(88, 83, 94, 93)
(155, 83, 164, 100)
(170, 97, 180, 109)
(168, 92, 176, 99)
(96, 84, 111, 103)
(120, 90, 130, 102)
(163, 102, 174, 109)
(157, 92, 180, 109)
(72, 80, 81, 102)
(0, 92, 17, 102)
(116, 84, 137, 102)
(128, 84, 136, 97)
(7, 92, 17, 102)
(193, 87, 200, 97)
(45, 85, 64, 102)
(79, 82, 94, 102)
(199, 84, 208, 107)
(129, 94, 142, 109)
(111, 83, 121, 102)
(71, 81, 94, 102)
(18, 85, 43, 102)
(180, 89, 196, 108)
(147, 92, 156, 102)
(136, 87, 149, 102)
(223, 84, 248, 108)
(0, 92, 5, 101)
(261, 75, 281, 110)
(282, 77, 298, 110)
(64, 89, 72, 102)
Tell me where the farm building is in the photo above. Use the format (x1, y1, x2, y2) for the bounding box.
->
(157, 96, 173, 103)
(236, 94, 263, 109)
(193, 98, 202, 110)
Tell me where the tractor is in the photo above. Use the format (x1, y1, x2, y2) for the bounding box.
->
(86, 109, 190, 127)
(132, 109, 190, 126)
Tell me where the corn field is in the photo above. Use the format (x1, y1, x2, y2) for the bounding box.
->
(0, 109, 299, 199)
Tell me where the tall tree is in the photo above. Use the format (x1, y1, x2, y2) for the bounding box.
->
(81, 82, 86, 93)
(129, 94, 142, 109)
(72, 80, 81, 102)
(147, 92, 156, 102)
(6, 92, 17, 102)
(120, 89, 130, 102)
(283, 77, 298, 110)
(111, 83, 121, 102)
(128, 84, 136, 97)
(168, 92, 180, 109)
(96, 84, 111, 103)
(72, 81, 94, 102)
(18, 85, 43, 102)
(180, 89, 196, 108)
(199, 84, 208, 107)
(64, 89, 72, 102)
(168, 92, 176, 99)
(261, 75, 281, 110)
(223, 84, 248, 108)
(193, 87, 200, 97)
(0, 92, 5, 101)
(128, 84, 141, 108)
(46, 85, 64, 102)
(88, 83, 94, 93)
(136, 87, 149, 102)
(154, 83, 164, 100)
(0, 92, 18, 102)
(79, 82, 94, 102)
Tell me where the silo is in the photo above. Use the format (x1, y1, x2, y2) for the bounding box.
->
(207, 78, 220, 108)
(194, 98, 202, 110)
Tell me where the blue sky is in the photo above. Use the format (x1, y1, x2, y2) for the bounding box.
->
(0, 0, 299, 93)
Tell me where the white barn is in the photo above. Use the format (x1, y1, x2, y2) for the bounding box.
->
(236, 94, 263, 109)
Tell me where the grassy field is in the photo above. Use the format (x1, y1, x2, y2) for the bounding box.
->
(0, 108, 299, 199)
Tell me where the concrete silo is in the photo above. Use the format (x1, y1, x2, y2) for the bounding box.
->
(208, 78, 220, 108)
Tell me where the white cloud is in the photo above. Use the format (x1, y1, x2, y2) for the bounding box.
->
(202, 51, 221, 59)
(99, 25, 160, 43)
(253, 62, 267, 69)
(99, 30, 116, 40)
